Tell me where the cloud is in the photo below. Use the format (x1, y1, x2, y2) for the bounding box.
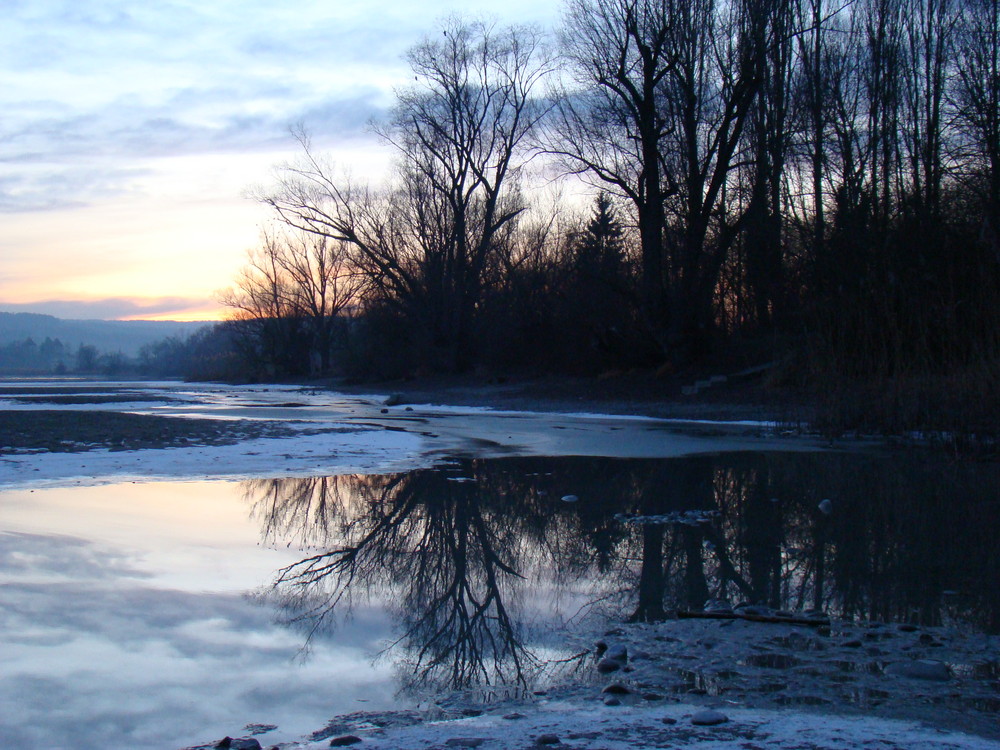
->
(0, 0, 563, 305)
(0, 0, 408, 214)
(0, 297, 213, 320)
(0, 531, 150, 581)
(1, 573, 398, 750)
(0, 86, 390, 213)
(0, 162, 150, 213)
(0, 0, 562, 216)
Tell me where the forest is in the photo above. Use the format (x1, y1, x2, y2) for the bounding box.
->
(161, 0, 1000, 434)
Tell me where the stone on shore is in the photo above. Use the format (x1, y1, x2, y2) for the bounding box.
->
(329, 736, 364, 747)
(597, 657, 622, 673)
(602, 683, 631, 695)
(690, 709, 729, 726)
(215, 740, 261, 750)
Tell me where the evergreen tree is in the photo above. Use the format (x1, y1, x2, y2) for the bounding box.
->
(574, 192, 625, 286)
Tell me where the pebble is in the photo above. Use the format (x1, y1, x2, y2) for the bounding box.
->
(661, 717, 677, 725)
(461, 708, 483, 717)
(561, 494, 579, 502)
(605, 644, 628, 662)
(503, 713, 525, 720)
(329, 736, 363, 747)
(642, 692, 664, 701)
(243, 724, 278, 735)
(601, 683, 631, 695)
(536, 734, 561, 745)
(597, 657, 623, 673)
(445, 739, 486, 747)
(603, 696, 621, 706)
(216, 739, 263, 750)
(690, 709, 729, 726)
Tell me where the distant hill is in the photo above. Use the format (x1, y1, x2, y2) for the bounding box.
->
(0, 312, 210, 356)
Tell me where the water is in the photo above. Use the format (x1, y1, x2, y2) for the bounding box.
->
(2, 451, 999, 748)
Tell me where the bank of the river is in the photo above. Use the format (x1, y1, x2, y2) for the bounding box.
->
(183, 611, 1000, 749)
(321, 369, 999, 454)
(3, 379, 997, 749)
(321, 369, 812, 426)
(0, 379, 830, 488)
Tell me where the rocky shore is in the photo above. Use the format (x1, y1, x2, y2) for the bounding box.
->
(183, 607, 1000, 750)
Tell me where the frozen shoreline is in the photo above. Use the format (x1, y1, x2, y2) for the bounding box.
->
(185, 611, 1000, 750)
(0, 380, 829, 490)
(3, 381, 997, 749)
(186, 700, 1000, 750)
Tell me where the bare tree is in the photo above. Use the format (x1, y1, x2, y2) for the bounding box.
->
(862, 0, 907, 230)
(901, 0, 957, 221)
(955, 0, 1000, 248)
(220, 226, 361, 375)
(220, 232, 308, 377)
(742, 0, 800, 329)
(269, 228, 362, 373)
(553, 0, 790, 360)
(263, 20, 551, 371)
(552, 0, 682, 351)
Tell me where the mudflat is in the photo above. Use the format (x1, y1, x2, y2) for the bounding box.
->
(0, 409, 294, 453)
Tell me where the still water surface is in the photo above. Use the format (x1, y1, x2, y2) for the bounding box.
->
(2, 451, 998, 748)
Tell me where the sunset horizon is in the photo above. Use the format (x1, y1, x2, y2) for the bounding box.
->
(1, 1, 560, 325)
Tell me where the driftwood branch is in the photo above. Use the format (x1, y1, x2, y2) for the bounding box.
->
(677, 610, 830, 627)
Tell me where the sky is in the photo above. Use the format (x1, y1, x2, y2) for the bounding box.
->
(0, 0, 563, 322)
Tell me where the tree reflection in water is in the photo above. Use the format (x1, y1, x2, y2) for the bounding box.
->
(245, 467, 558, 693)
(244, 452, 1000, 693)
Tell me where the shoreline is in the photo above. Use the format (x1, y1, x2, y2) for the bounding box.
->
(317, 370, 813, 426)
(2, 379, 997, 749)
(181, 609, 1000, 749)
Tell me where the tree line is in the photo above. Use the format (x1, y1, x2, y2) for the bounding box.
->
(0, 337, 129, 375)
(221, 0, 1000, 395)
